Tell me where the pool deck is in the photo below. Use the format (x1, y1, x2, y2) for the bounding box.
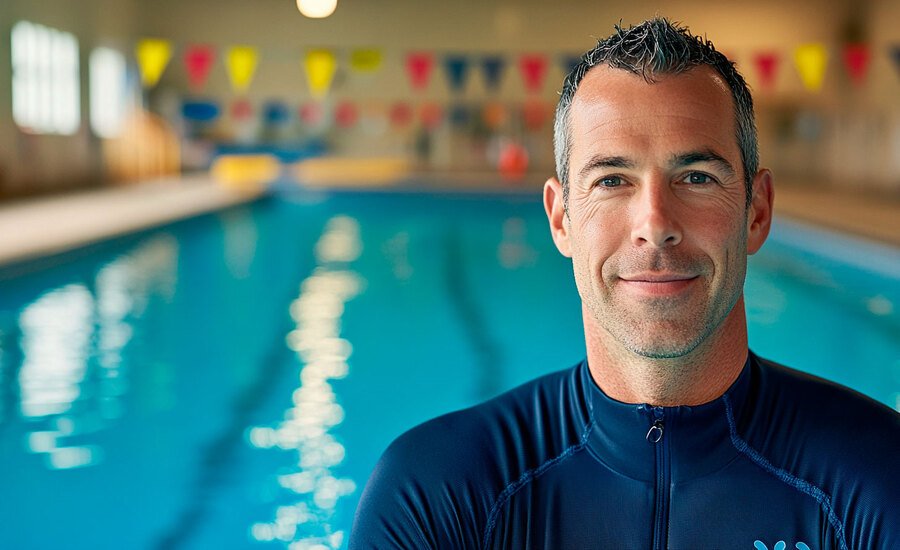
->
(0, 172, 896, 272)
(772, 184, 899, 247)
(0, 173, 264, 269)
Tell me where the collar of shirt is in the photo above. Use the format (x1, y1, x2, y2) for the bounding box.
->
(579, 353, 754, 482)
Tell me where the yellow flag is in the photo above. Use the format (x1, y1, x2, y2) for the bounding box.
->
(305, 49, 337, 99)
(794, 44, 828, 92)
(350, 49, 383, 73)
(226, 46, 259, 93)
(136, 38, 172, 87)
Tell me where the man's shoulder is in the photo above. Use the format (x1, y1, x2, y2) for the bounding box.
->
(750, 357, 896, 482)
(386, 362, 589, 477)
(749, 354, 900, 548)
(752, 354, 899, 433)
(350, 363, 590, 547)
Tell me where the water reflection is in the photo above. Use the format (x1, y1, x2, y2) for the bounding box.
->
(18, 284, 94, 419)
(14, 234, 177, 469)
(248, 216, 363, 549)
(497, 217, 536, 270)
(381, 231, 413, 282)
(220, 206, 259, 280)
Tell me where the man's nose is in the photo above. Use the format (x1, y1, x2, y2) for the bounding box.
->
(630, 181, 683, 248)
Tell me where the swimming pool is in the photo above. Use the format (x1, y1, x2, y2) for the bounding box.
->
(0, 190, 897, 549)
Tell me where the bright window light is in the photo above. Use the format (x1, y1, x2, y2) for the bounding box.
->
(89, 47, 127, 138)
(11, 20, 81, 135)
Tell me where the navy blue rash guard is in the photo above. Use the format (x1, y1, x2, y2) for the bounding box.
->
(349, 352, 900, 549)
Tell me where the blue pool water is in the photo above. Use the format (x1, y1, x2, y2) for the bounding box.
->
(0, 191, 897, 549)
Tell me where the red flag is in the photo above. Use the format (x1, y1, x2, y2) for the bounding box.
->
(842, 44, 871, 85)
(519, 55, 548, 93)
(482, 102, 507, 130)
(389, 102, 413, 128)
(406, 53, 434, 91)
(184, 45, 216, 91)
(299, 102, 324, 127)
(419, 102, 443, 129)
(522, 99, 550, 131)
(231, 99, 253, 121)
(753, 52, 779, 91)
(335, 101, 358, 128)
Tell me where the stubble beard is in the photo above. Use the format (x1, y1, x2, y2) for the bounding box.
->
(597, 290, 731, 359)
(583, 250, 746, 361)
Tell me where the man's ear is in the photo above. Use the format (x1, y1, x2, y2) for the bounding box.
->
(747, 169, 774, 255)
(544, 177, 572, 258)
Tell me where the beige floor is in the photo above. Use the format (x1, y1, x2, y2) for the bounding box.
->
(773, 183, 899, 247)
(0, 173, 264, 268)
(0, 173, 896, 272)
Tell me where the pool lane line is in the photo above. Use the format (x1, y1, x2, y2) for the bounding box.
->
(443, 225, 504, 402)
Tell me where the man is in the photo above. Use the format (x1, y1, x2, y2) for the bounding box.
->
(349, 18, 899, 549)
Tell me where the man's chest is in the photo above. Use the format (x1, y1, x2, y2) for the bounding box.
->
(484, 453, 836, 550)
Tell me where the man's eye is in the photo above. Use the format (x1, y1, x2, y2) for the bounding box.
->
(596, 176, 623, 188)
(683, 172, 713, 184)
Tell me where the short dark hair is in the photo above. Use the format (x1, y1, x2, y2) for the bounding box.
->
(553, 18, 757, 209)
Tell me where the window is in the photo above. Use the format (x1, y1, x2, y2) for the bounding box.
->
(89, 47, 127, 138)
(11, 20, 81, 135)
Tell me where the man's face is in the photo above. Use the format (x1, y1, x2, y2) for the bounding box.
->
(547, 65, 768, 359)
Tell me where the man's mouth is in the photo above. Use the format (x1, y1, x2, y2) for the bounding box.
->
(618, 273, 699, 296)
(622, 272, 697, 282)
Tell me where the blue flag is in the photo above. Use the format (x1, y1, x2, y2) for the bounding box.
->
(444, 55, 470, 92)
(481, 56, 506, 91)
(891, 45, 900, 79)
(182, 100, 220, 122)
(561, 54, 582, 75)
(449, 103, 470, 128)
(263, 101, 290, 125)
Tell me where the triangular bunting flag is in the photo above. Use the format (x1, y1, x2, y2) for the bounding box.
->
(389, 102, 413, 128)
(522, 99, 551, 131)
(419, 102, 443, 129)
(448, 104, 470, 128)
(889, 46, 900, 81)
(226, 46, 258, 93)
(753, 52, 780, 91)
(481, 56, 506, 92)
(184, 44, 215, 91)
(444, 55, 470, 93)
(136, 38, 172, 87)
(299, 101, 325, 128)
(561, 54, 581, 75)
(182, 101, 220, 122)
(335, 101, 358, 128)
(794, 43, 828, 92)
(406, 53, 434, 91)
(350, 49, 383, 73)
(231, 99, 254, 121)
(482, 102, 507, 129)
(263, 101, 290, 125)
(842, 44, 871, 85)
(305, 49, 337, 99)
(519, 54, 548, 93)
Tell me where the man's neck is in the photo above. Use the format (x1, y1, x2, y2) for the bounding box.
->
(583, 297, 750, 407)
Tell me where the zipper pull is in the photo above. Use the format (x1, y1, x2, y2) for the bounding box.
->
(646, 419, 664, 443)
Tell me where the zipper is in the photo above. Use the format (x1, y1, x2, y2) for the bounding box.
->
(647, 407, 670, 550)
